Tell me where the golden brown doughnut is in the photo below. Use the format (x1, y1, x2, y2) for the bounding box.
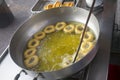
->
(44, 4, 53, 10)
(24, 55, 39, 69)
(34, 31, 46, 40)
(63, 24, 75, 33)
(28, 39, 40, 48)
(83, 31, 94, 42)
(62, 2, 74, 7)
(53, 1, 62, 8)
(75, 24, 84, 34)
(81, 42, 94, 55)
(60, 54, 73, 68)
(24, 48, 37, 59)
(55, 22, 67, 31)
(44, 25, 55, 34)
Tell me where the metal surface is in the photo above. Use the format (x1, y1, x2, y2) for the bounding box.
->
(0, 0, 116, 80)
(9, 7, 100, 79)
(0, 0, 37, 61)
(32, 0, 57, 12)
(73, 0, 96, 63)
(31, 0, 79, 13)
(85, 0, 117, 80)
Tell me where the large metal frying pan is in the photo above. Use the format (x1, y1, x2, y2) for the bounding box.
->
(9, 7, 100, 79)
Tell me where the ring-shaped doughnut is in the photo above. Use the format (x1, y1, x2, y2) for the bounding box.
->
(63, 24, 75, 33)
(24, 55, 39, 69)
(53, 1, 62, 8)
(55, 22, 67, 31)
(34, 32, 46, 40)
(81, 42, 94, 55)
(44, 4, 53, 10)
(44, 25, 55, 34)
(62, 2, 74, 7)
(60, 54, 73, 68)
(83, 31, 94, 42)
(75, 24, 84, 34)
(28, 39, 40, 48)
(24, 48, 37, 59)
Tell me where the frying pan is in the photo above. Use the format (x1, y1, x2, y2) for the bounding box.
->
(9, 7, 100, 80)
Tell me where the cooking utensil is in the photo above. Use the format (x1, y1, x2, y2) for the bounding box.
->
(9, 7, 100, 80)
(73, 0, 96, 63)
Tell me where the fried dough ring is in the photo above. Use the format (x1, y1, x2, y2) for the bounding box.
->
(24, 48, 37, 59)
(60, 54, 73, 68)
(34, 31, 46, 40)
(75, 24, 84, 34)
(83, 31, 94, 42)
(44, 4, 53, 10)
(81, 42, 94, 55)
(44, 25, 55, 34)
(63, 24, 75, 33)
(55, 22, 67, 31)
(28, 39, 40, 48)
(62, 2, 74, 7)
(24, 55, 39, 69)
(53, 1, 62, 8)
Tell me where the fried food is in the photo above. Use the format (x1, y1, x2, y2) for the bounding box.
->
(75, 24, 84, 34)
(44, 25, 55, 34)
(81, 42, 94, 55)
(43, 1, 74, 10)
(23, 21, 96, 71)
(55, 22, 67, 31)
(24, 55, 39, 69)
(24, 48, 37, 59)
(60, 54, 73, 68)
(63, 24, 75, 33)
(28, 39, 40, 48)
(62, 2, 74, 7)
(34, 31, 46, 40)
(44, 4, 53, 10)
(53, 1, 62, 8)
(83, 31, 94, 42)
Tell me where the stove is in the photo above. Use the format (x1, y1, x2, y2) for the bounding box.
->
(0, 53, 88, 80)
(0, 0, 117, 80)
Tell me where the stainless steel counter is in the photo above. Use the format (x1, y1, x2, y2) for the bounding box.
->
(0, 0, 37, 60)
(86, 0, 116, 80)
(0, 0, 117, 80)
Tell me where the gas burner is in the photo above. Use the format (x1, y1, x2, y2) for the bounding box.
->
(14, 70, 28, 80)
(55, 66, 89, 80)
(14, 66, 89, 80)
